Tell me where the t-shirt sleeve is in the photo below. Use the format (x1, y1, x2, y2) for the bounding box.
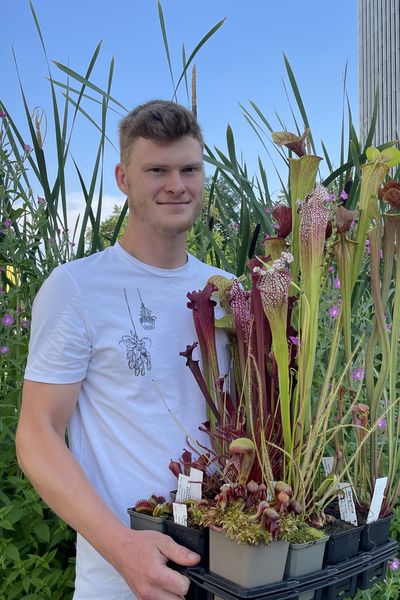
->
(24, 266, 92, 384)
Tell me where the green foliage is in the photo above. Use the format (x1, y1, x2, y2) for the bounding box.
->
(0, 133, 76, 598)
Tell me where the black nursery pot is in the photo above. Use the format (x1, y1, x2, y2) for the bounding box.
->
(324, 525, 363, 565)
(127, 508, 167, 533)
(165, 519, 209, 568)
(359, 514, 393, 551)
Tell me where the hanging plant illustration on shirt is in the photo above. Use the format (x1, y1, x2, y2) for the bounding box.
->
(137, 288, 156, 330)
(119, 289, 152, 376)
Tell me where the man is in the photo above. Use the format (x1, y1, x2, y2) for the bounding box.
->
(16, 100, 233, 600)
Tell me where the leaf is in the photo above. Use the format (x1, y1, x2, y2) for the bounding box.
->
(381, 147, 400, 167)
(366, 146, 381, 162)
(5, 543, 20, 562)
(33, 521, 50, 543)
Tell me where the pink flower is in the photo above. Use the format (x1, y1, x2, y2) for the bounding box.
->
(378, 417, 387, 429)
(0, 111, 6, 118)
(328, 265, 335, 273)
(3, 219, 12, 228)
(389, 558, 400, 571)
(352, 368, 364, 381)
(38, 196, 46, 205)
(289, 335, 299, 346)
(23, 144, 32, 153)
(340, 191, 349, 200)
(333, 278, 341, 289)
(328, 305, 340, 318)
(1, 313, 14, 326)
(326, 193, 336, 202)
(0, 345, 9, 354)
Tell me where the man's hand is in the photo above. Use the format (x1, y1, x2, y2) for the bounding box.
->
(113, 529, 200, 599)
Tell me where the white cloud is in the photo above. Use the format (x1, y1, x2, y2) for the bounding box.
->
(65, 192, 125, 239)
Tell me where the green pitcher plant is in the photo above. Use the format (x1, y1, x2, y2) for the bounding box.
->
(182, 136, 400, 523)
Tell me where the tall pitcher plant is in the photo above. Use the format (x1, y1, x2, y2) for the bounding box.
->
(182, 132, 400, 519)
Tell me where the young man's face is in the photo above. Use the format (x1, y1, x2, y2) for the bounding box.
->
(115, 135, 205, 238)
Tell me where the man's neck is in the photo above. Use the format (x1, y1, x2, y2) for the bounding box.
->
(119, 225, 188, 269)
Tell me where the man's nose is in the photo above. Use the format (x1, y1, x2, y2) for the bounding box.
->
(164, 171, 185, 194)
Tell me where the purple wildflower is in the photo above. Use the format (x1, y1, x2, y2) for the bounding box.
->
(3, 219, 12, 228)
(289, 335, 299, 346)
(389, 559, 400, 571)
(328, 305, 340, 318)
(326, 193, 336, 202)
(38, 196, 46, 205)
(0, 345, 9, 354)
(0, 111, 6, 118)
(21, 319, 30, 330)
(24, 144, 32, 153)
(378, 417, 387, 430)
(352, 368, 364, 381)
(340, 191, 349, 201)
(1, 313, 14, 326)
(328, 265, 335, 273)
(333, 278, 341, 289)
(365, 240, 371, 254)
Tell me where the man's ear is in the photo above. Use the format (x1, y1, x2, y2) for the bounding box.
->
(115, 163, 128, 195)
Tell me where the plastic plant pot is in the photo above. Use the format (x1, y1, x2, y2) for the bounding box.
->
(324, 525, 363, 565)
(165, 520, 209, 568)
(209, 529, 289, 587)
(359, 513, 393, 551)
(127, 508, 167, 533)
(284, 536, 329, 600)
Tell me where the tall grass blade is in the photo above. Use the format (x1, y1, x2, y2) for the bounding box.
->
(53, 61, 128, 112)
(173, 18, 226, 95)
(283, 53, 316, 154)
(157, 1, 177, 98)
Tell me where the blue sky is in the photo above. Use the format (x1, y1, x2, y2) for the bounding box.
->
(2, 1, 358, 222)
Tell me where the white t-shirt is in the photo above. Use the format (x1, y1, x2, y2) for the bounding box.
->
(25, 242, 233, 599)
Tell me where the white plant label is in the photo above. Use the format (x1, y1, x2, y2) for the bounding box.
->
(337, 482, 358, 526)
(367, 476, 388, 524)
(175, 473, 191, 503)
(322, 456, 334, 476)
(173, 502, 188, 526)
(189, 467, 203, 500)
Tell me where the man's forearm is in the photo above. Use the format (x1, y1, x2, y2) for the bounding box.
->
(16, 423, 128, 566)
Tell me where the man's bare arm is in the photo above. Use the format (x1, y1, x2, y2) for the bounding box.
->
(16, 380, 199, 600)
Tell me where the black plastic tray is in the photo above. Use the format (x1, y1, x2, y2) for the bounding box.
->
(180, 540, 398, 600)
